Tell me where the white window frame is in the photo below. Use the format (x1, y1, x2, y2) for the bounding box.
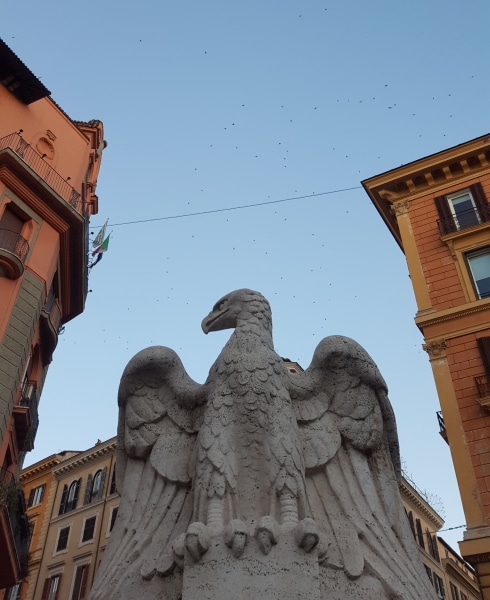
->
(79, 514, 97, 546)
(54, 524, 71, 556)
(447, 188, 481, 230)
(43, 571, 63, 600)
(28, 483, 45, 507)
(466, 247, 490, 300)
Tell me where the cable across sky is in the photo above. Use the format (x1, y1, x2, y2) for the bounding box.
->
(100, 185, 362, 228)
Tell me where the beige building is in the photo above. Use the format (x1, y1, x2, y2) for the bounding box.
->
(401, 476, 482, 599)
(4, 431, 483, 600)
(2, 438, 118, 600)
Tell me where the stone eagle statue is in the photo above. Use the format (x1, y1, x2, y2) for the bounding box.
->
(89, 289, 435, 600)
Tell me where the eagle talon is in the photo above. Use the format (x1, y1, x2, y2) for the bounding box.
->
(294, 518, 319, 553)
(224, 519, 248, 558)
(185, 522, 210, 562)
(255, 516, 279, 555)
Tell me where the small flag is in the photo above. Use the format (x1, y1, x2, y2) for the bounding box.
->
(92, 219, 108, 249)
(92, 234, 110, 257)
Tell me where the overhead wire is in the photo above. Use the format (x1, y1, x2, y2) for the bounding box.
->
(97, 185, 362, 228)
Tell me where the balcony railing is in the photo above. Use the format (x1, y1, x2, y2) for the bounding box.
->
(0, 132, 83, 214)
(13, 381, 39, 452)
(0, 468, 30, 586)
(436, 411, 448, 444)
(475, 375, 490, 409)
(40, 291, 62, 364)
(437, 204, 490, 236)
(0, 229, 29, 262)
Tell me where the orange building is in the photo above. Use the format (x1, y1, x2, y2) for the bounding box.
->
(363, 134, 490, 598)
(0, 38, 106, 590)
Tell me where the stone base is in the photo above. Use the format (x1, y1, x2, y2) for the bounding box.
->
(182, 529, 320, 600)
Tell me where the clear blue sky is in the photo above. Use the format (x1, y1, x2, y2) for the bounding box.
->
(4, 0, 490, 550)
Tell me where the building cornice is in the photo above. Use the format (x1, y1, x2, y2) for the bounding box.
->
(399, 477, 444, 530)
(53, 439, 116, 478)
(362, 133, 490, 249)
(416, 299, 490, 332)
(21, 456, 68, 481)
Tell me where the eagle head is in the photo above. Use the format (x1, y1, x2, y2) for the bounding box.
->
(201, 289, 270, 334)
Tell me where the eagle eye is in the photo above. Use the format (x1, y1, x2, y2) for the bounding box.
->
(214, 298, 228, 312)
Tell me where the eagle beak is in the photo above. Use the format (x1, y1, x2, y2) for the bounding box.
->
(201, 315, 211, 334)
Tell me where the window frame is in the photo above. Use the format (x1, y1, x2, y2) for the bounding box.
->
(465, 246, 490, 300)
(446, 189, 481, 230)
(70, 563, 89, 600)
(4, 583, 21, 600)
(27, 483, 45, 508)
(107, 505, 119, 537)
(41, 573, 62, 600)
(59, 478, 81, 515)
(436, 182, 488, 235)
(54, 525, 71, 555)
(80, 515, 97, 545)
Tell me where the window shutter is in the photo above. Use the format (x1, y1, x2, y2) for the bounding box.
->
(432, 535, 440, 562)
(434, 195, 455, 234)
(59, 485, 68, 516)
(407, 511, 415, 538)
(73, 478, 81, 510)
(71, 566, 87, 600)
(98, 467, 107, 500)
(27, 488, 35, 508)
(40, 578, 50, 600)
(415, 518, 425, 549)
(478, 337, 490, 376)
(110, 466, 117, 494)
(470, 182, 487, 209)
(83, 474, 93, 505)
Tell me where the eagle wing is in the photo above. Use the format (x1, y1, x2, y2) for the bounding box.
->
(289, 336, 435, 599)
(90, 346, 207, 600)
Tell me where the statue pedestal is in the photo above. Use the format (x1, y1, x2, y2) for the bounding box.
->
(182, 531, 320, 600)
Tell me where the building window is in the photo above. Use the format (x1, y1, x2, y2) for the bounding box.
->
(466, 247, 490, 299)
(423, 564, 433, 584)
(109, 465, 117, 494)
(27, 483, 45, 507)
(108, 506, 118, 534)
(4, 583, 21, 600)
(81, 516, 97, 543)
(450, 582, 460, 600)
(59, 478, 81, 515)
(426, 529, 440, 561)
(83, 468, 106, 505)
(461, 592, 468, 600)
(415, 518, 425, 549)
(434, 573, 446, 598)
(71, 564, 88, 600)
(41, 574, 62, 600)
(55, 526, 70, 553)
(436, 183, 489, 235)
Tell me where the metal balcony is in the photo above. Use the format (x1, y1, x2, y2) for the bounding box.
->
(0, 132, 83, 214)
(437, 204, 490, 236)
(0, 468, 30, 588)
(474, 375, 490, 410)
(40, 290, 62, 365)
(13, 381, 39, 452)
(436, 411, 448, 444)
(0, 228, 29, 279)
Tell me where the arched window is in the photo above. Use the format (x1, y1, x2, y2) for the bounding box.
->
(59, 479, 81, 515)
(83, 468, 107, 505)
(91, 470, 103, 501)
